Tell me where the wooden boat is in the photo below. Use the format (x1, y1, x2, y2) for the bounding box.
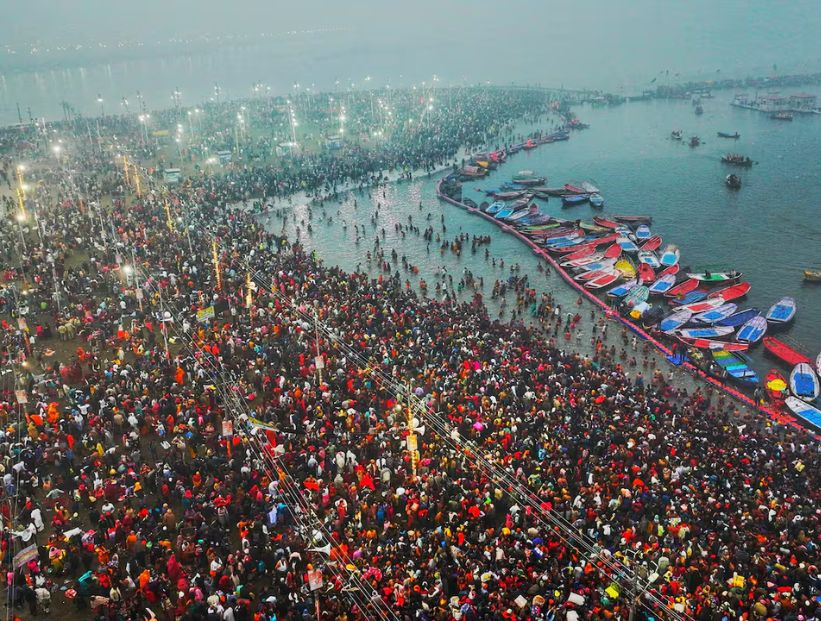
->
(512, 176, 546, 186)
(589, 193, 605, 208)
(575, 259, 617, 274)
(693, 302, 738, 324)
(614, 258, 637, 279)
(507, 205, 541, 222)
(717, 131, 740, 139)
(659, 308, 693, 333)
(659, 245, 680, 267)
(671, 129, 683, 140)
(770, 111, 793, 121)
(460, 166, 486, 178)
(539, 187, 575, 197)
(790, 363, 820, 401)
(736, 315, 767, 344)
(641, 306, 665, 328)
(721, 154, 753, 167)
(711, 350, 759, 385)
(708, 281, 751, 302)
(585, 271, 621, 289)
(804, 269, 821, 282)
(640, 236, 663, 252)
(603, 243, 622, 259)
(689, 136, 700, 147)
(765, 369, 788, 403)
(562, 253, 605, 268)
(675, 326, 735, 340)
(784, 396, 821, 430)
(561, 245, 598, 262)
(677, 297, 726, 314)
(766, 296, 797, 324)
(665, 278, 700, 298)
(617, 237, 639, 253)
(492, 191, 526, 200)
(575, 267, 617, 282)
(635, 225, 651, 240)
(495, 206, 516, 219)
(725, 174, 742, 189)
(671, 290, 708, 306)
(762, 336, 811, 367)
(648, 273, 677, 295)
(485, 201, 506, 214)
(687, 270, 742, 283)
(607, 279, 638, 298)
(613, 214, 652, 225)
(638, 263, 656, 284)
(562, 194, 590, 207)
(637, 251, 660, 268)
(622, 285, 650, 308)
(677, 336, 749, 352)
(564, 184, 586, 194)
(593, 216, 619, 229)
(716, 308, 760, 328)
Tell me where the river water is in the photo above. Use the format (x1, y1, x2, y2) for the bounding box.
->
(265, 89, 821, 378)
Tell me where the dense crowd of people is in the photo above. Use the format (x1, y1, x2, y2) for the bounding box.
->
(0, 87, 817, 621)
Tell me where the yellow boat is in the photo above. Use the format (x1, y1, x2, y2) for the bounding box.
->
(615, 258, 636, 278)
(475, 160, 490, 169)
(804, 269, 821, 282)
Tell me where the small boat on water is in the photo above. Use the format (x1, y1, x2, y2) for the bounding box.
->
(716, 308, 760, 328)
(637, 251, 660, 268)
(614, 258, 637, 279)
(736, 315, 768, 344)
(622, 285, 650, 307)
(804, 269, 821, 282)
(512, 170, 546, 185)
(562, 253, 604, 268)
(576, 266, 616, 282)
(771, 111, 793, 121)
(671, 129, 683, 140)
(564, 183, 586, 194)
(765, 296, 797, 324)
(762, 336, 811, 367)
(665, 278, 700, 298)
(675, 326, 735, 340)
(694, 104, 704, 115)
(607, 279, 638, 298)
(485, 201, 506, 214)
(711, 350, 759, 385)
(638, 263, 656, 284)
(678, 336, 749, 352)
(689, 136, 701, 147)
(790, 363, 820, 401)
(693, 302, 738, 324)
(784, 396, 821, 430)
(677, 296, 726, 314)
(580, 182, 600, 194)
(659, 308, 693, 333)
(635, 225, 651, 240)
(687, 270, 742, 283)
(562, 194, 590, 207)
(640, 236, 663, 252)
(491, 190, 526, 200)
(585, 271, 621, 289)
(589, 193, 605, 208)
(648, 273, 677, 295)
(725, 174, 742, 189)
(721, 153, 754, 167)
(603, 243, 622, 259)
(617, 237, 640, 253)
(708, 281, 751, 302)
(659, 245, 680, 267)
(717, 131, 740, 139)
(613, 214, 653, 225)
(593, 216, 619, 229)
(765, 369, 788, 403)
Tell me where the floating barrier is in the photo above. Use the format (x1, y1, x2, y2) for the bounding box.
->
(436, 177, 818, 440)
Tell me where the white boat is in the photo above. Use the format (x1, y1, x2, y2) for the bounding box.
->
(637, 251, 660, 268)
(659, 245, 680, 267)
(693, 303, 738, 324)
(784, 396, 821, 430)
(790, 363, 820, 401)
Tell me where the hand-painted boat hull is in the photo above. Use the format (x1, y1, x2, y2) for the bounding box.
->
(607, 279, 638, 298)
(675, 326, 735, 339)
(707, 282, 751, 302)
(648, 274, 677, 295)
(687, 271, 742, 283)
(693, 303, 738, 324)
(790, 363, 820, 400)
(671, 290, 710, 307)
(665, 278, 700, 298)
(659, 308, 693, 332)
(716, 308, 760, 328)
(784, 396, 821, 430)
(678, 336, 749, 351)
(736, 316, 767, 344)
(762, 337, 811, 367)
(765, 296, 797, 323)
(711, 350, 759, 384)
(640, 236, 663, 252)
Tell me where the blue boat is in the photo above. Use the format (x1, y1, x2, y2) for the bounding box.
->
(607, 279, 638, 298)
(495, 207, 515, 219)
(790, 363, 820, 400)
(694, 303, 738, 324)
(617, 238, 640, 253)
(736, 315, 767, 344)
(716, 308, 760, 328)
(589, 193, 605, 208)
(562, 194, 590, 207)
(785, 396, 821, 430)
(765, 296, 797, 324)
(659, 308, 693, 332)
(711, 350, 760, 385)
(486, 201, 506, 215)
(671, 290, 708, 306)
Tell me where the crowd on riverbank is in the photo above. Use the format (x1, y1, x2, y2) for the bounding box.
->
(0, 87, 818, 621)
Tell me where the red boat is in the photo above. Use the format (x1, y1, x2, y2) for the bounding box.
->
(562, 245, 598, 261)
(640, 235, 663, 252)
(658, 264, 680, 278)
(564, 184, 586, 194)
(638, 263, 656, 284)
(764, 369, 788, 403)
(762, 336, 812, 367)
(707, 281, 751, 302)
(679, 336, 749, 352)
(593, 216, 619, 229)
(665, 278, 700, 298)
(603, 243, 622, 259)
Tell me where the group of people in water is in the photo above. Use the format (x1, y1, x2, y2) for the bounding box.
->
(0, 85, 817, 621)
